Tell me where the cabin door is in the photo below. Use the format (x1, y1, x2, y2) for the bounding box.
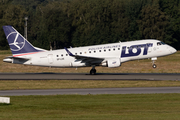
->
(48, 54, 53, 64)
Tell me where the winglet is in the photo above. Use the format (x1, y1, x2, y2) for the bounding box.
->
(64, 47, 75, 56)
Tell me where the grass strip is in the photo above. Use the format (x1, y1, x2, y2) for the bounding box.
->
(0, 94, 180, 120)
(0, 80, 180, 90)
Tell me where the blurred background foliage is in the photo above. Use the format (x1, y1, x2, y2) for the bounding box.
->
(0, 0, 180, 50)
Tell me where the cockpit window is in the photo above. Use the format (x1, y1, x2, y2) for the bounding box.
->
(157, 42, 166, 46)
(157, 42, 165, 46)
(157, 42, 161, 46)
(161, 42, 165, 45)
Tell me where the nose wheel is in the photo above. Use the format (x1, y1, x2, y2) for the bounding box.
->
(90, 66, 96, 75)
(152, 64, 157, 68)
(151, 57, 157, 69)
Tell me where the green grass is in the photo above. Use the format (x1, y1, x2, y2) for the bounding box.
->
(0, 80, 180, 90)
(0, 50, 11, 55)
(1, 51, 180, 120)
(0, 94, 180, 120)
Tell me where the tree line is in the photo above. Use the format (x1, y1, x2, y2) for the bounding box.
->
(0, 0, 180, 50)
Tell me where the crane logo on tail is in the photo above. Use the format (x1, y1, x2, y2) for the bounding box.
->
(8, 32, 25, 51)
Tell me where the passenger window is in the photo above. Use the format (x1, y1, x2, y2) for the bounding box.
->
(99, 50, 101, 52)
(113, 49, 115, 51)
(66, 54, 68, 56)
(94, 51, 96, 53)
(109, 49, 111, 51)
(89, 51, 91, 53)
(75, 53, 77, 55)
(118, 48, 120, 50)
(57, 55, 59, 57)
(104, 49, 106, 52)
(61, 54, 63, 57)
(80, 52, 82, 54)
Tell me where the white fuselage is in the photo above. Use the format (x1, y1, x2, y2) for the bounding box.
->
(9, 39, 176, 68)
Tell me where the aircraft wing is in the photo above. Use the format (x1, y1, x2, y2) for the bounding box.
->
(64, 47, 104, 64)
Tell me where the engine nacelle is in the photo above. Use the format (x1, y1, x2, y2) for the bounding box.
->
(102, 58, 121, 68)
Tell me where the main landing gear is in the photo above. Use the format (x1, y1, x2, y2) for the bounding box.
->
(90, 65, 96, 75)
(151, 57, 157, 69)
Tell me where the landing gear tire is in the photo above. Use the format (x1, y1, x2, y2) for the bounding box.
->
(90, 69, 96, 75)
(152, 64, 157, 68)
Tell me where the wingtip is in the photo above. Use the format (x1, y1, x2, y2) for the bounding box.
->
(64, 47, 75, 56)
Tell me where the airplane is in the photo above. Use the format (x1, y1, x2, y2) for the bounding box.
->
(2, 25, 177, 74)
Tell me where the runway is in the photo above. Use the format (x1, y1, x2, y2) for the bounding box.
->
(1, 87, 180, 96)
(1, 73, 180, 96)
(0, 73, 180, 80)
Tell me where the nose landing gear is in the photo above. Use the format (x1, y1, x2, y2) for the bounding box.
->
(151, 57, 157, 69)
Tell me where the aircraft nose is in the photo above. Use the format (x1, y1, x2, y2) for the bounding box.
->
(169, 47, 177, 54)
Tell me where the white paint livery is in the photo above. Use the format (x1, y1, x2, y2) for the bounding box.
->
(3, 26, 177, 74)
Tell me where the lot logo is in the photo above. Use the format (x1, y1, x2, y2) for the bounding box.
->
(8, 33, 25, 51)
(121, 43, 153, 57)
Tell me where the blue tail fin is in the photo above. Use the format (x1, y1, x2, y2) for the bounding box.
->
(3, 25, 43, 55)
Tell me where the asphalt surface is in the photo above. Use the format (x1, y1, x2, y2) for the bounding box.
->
(0, 73, 180, 80)
(1, 73, 180, 96)
(1, 87, 180, 96)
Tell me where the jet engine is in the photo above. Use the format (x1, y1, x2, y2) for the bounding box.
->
(101, 58, 121, 68)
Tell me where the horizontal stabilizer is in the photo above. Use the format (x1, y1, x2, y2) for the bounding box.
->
(3, 56, 30, 63)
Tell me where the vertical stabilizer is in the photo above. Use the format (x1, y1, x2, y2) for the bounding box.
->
(3, 25, 44, 56)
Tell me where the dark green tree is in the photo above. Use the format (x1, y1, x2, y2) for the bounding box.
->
(0, 0, 180, 50)
(138, 4, 171, 44)
(0, 2, 26, 49)
(159, 0, 180, 49)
